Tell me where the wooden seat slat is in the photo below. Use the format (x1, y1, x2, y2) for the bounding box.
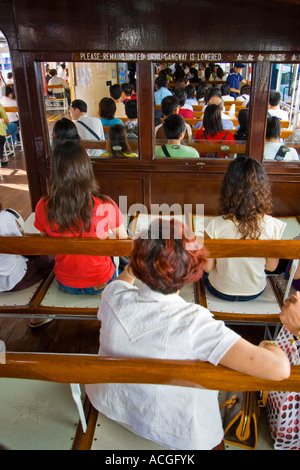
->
(1, 352, 300, 392)
(0, 236, 299, 258)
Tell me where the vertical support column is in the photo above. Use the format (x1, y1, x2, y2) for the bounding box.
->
(136, 61, 154, 162)
(247, 61, 272, 161)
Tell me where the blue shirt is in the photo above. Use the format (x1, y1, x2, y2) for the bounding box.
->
(226, 69, 243, 99)
(154, 87, 172, 105)
(100, 117, 123, 137)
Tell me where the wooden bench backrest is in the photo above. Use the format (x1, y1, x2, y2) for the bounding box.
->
(2, 351, 300, 392)
(0, 236, 299, 391)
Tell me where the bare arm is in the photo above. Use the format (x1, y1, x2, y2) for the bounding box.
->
(280, 291, 300, 337)
(219, 337, 290, 381)
(265, 258, 279, 271)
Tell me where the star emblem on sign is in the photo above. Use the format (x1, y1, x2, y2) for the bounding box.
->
(14, 397, 52, 425)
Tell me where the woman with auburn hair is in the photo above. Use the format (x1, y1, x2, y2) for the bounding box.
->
(204, 156, 286, 301)
(86, 217, 290, 450)
(34, 140, 127, 295)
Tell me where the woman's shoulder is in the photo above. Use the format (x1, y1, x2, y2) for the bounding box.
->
(261, 214, 287, 238)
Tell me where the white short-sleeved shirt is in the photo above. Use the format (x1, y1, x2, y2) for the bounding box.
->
(0, 210, 27, 292)
(268, 107, 289, 122)
(264, 142, 299, 161)
(74, 115, 105, 157)
(86, 281, 240, 450)
(205, 215, 286, 295)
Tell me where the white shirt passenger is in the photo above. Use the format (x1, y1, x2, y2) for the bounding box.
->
(205, 215, 286, 296)
(86, 280, 240, 450)
(74, 115, 105, 157)
(264, 142, 299, 161)
(0, 210, 27, 292)
(268, 107, 289, 122)
(0, 95, 18, 122)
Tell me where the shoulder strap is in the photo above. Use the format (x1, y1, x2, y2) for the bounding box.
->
(220, 131, 229, 142)
(161, 144, 172, 158)
(77, 120, 101, 140)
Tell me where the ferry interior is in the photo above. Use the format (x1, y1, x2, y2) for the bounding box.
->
(0, 0, 300, 451)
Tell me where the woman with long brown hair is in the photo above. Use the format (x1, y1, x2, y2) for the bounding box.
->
(204, 156, 286, 300)
(101, 124, 138, 158)
(34, 140, 127, 295)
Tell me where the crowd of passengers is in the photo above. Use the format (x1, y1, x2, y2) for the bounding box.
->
(17, 61, 298, 162)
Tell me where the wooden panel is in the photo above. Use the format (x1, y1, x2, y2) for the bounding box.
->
(5, 0, 300, 52)
(92, 173, 144, 209)
(149, 175, 224, 215)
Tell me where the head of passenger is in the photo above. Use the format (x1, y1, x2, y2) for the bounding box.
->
(237, 108, 249, 134)
(185, 84, 196, 100)
(220, 83, 231, 97)
(130, 217, 207, 295)
(269, 90, 281, 108)
(155, 76, 168, 90)
(109, 84, 123, 102)
(125, 99, 138, 120)
(163, 114, 186, 140)
(52, 118, 80, 146)
(174, 89, 187, 108)
(266, 116, 281, 142)
(48, 140, 100, 233)
(219, 156, 272, 239)
(203, 104, 223, 136)
(106, 124, 134, 158)
(161, 95, 179, 117)
(99, 97, 117, 120)
(70, 99, 88, 120)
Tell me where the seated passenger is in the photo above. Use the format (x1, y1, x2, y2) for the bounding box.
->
(86, 217, 290, 450)
(204, 157, 286, 301)
(194, 104, 235, 157)
(0, 202, 54, 326)
(220, 83, 234, 102)
(155, 114, 199, 158)
(268, 90, 289, 121)
(99, 97, 123, 137)
(234, 108, 249, 141)
(109, 84, 126, 118)
(51, 117, 80, 147)
(194, 94, 234, 131)
(48, 68, 71, 104)
(236, 84, 251, 107)
(124, 99, 138, 139)
(285, 128, 300, 145)
(69, 99, 104, 157)
(264, 117, 299, 161)
(121, 83, 133, 102)
(101, 124, 138, 158)
(185, 84, 198, 106)
(174, 88, 194, 119)
(34, 141, 128, 295)
(154, 76, 172, 106)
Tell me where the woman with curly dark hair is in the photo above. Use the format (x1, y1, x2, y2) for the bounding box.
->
(204, 156, 287, 301)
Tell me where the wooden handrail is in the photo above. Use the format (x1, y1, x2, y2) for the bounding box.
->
(1, 352, 300, 392)
(0, 236, 299, 258)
